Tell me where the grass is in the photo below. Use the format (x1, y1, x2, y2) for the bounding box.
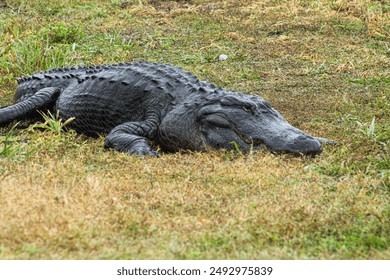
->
(33, 110, 75, 134)
(0, 0, 389, 259)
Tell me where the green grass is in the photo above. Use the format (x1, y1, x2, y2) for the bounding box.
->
(0, 0, 389, 259)
(32, 110, 75, 134)
(0, 122, 32, 160)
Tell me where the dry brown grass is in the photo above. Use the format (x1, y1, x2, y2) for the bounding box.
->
(0, 0, 389, 259)
(1, 143, 386, 259)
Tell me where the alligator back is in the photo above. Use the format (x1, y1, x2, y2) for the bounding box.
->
(16, 66, 86, 102)
(14, 62, 206, 136)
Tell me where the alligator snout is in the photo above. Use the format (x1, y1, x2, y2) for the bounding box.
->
(260, 133, 322, 155)
(285, 135, 322, 155)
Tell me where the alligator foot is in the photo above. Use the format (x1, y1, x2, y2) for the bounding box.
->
(127, 140, 159, 157)
(104, 121, 158, 157)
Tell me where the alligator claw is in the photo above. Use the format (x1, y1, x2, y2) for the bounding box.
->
(128, 148, 159, 157)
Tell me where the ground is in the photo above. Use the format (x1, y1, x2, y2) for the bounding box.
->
(0, 0, 389, 259)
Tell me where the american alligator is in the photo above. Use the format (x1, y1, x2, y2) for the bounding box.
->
(0, 61, 328, 156)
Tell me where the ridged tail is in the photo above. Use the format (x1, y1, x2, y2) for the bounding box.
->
(0, 87, 60, 127)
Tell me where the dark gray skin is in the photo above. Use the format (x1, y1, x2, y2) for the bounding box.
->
(0, 61, 328, 156)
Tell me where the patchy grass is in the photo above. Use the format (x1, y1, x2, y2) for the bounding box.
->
(0, 0, 389, 259)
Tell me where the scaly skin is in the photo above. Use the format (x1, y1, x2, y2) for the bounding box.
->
(1, 61, 326, 156)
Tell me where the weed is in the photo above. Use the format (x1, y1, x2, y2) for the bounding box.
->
(229, 141, 243, 154)
(41, 23, 86, 45)
(222, 141, 256, 160)
(0, 122, 32, 160)
(31, 111, 75, 134)
(356, 117, 389, 169)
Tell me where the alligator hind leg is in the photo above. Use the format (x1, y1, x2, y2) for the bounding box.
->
(104, 119, 159, 157)
(0, 87, 61, 127)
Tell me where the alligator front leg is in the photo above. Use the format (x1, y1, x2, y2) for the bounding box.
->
(104, 120, 159, 157)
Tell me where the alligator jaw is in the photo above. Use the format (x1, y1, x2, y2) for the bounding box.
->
(240, 132, 322, 156)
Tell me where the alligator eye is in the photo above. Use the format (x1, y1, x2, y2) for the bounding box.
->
(201, 114, 231, 128)
(243, 105, 254, 112)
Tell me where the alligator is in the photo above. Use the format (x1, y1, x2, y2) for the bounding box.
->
(0, 61, 329, 156)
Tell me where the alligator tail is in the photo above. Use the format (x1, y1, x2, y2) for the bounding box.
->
(0, 87, 61, 127)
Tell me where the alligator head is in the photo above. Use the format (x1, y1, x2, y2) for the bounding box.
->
(158, 93, 323, 155)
